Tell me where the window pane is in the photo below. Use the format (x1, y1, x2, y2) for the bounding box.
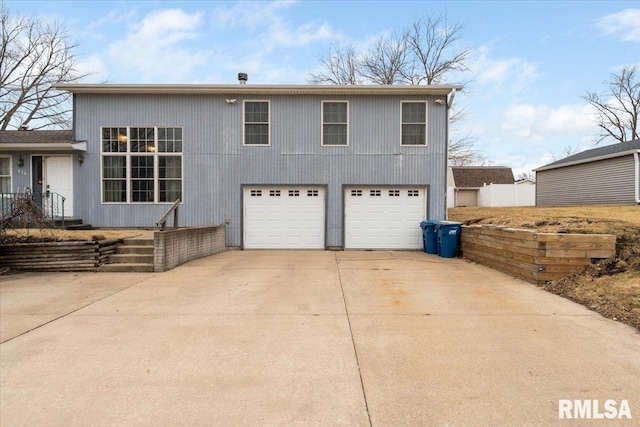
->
(157, 127, 183, 153)
(159, 156, 181, 179)
(402, 124, 426, 145)
(0, 158, 9, 176)
(102, 156, 126, 202)
(131, 156, 155, 202)
(159, 180, 182, 202)
(402, 103, 426, 123)
(102, 127, 127, 152)
(323, 124, 347, 145)
(245, 102, 268, 123)
(245, 124, 269, 145)
(323, 102, 347, 123)
(130, 127, 155, 153)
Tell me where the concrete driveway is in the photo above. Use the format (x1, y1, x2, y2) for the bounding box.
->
(1, 251, 639, 426)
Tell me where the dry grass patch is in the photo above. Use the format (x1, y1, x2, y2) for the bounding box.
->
(449, 205, 640, 331)
(2, 228, 152, 242)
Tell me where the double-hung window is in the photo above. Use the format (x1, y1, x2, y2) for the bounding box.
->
(322, 101, 348, 146)
(0, 156, 11, 193)
(401, 101, 427, 146)
(244, 101, 269, 145)
(101, 126, 183, 203)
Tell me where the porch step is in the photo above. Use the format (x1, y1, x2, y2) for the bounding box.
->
(123, 238, 154, 246)
(104, 237, 155, 272)
(108, 254, 154, 264)
(65, 223, 93, 230)
(101, 263, 154, 273)
(116, 245, 154, 255)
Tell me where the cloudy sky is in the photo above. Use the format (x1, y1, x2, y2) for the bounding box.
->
(8, 0, 639, 176)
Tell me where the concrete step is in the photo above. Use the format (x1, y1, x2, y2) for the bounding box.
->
(101, 263, 154, 273)
(123, 238, 154, 246)
(65, 224, 93, 230)
(108, 254, 154, 264)
(116, 245, 154, 255)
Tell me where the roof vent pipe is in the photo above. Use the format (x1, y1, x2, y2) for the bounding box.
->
(238, 73, 248, 84)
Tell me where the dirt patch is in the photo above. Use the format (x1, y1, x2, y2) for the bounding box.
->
(449, 205, 640, 331)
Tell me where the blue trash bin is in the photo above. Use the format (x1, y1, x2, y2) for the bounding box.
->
(419, 220, 439, 254)
(437, 221, 463, 258)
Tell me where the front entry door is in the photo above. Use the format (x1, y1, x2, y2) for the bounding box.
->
(32, 155, 74, 217)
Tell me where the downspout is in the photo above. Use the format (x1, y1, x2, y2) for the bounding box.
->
(635, 151, 640, 204)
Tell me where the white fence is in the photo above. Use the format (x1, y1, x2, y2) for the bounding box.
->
(477, 183, 536, 207)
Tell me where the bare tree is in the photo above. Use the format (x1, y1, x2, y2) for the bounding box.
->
(308, 43, 360, 85)
(359, 32, 408, 85)
(308, 12, 470, 87)
(584, 65, 639, 144)
(517, 171, 535, 181)
(402, 14, 470, 85)
(0, 4, 89, 130)
(549, 144, 580, 162)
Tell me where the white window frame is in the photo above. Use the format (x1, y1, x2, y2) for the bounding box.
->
(0, 155, 12, 193)
(400, 101, 428, 146)
(321, 100, 349, 147)
(100, 126, 183, 204)
(243, 100, 271, 146)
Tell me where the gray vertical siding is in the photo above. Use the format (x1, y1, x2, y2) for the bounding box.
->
(73, 93, 449, 247)
(536, 155, 636, 206)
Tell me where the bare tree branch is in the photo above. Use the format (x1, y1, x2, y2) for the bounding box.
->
(0, 3, 91, 130)
(359, 32, 408, 85)
(403, 13, 470, 85)
(308, 43, 360, 85)
(583, 65, 639, 144)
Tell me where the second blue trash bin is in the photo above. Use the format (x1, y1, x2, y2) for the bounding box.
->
(437, 221, 463, 258)
(419, 220, 439, 254)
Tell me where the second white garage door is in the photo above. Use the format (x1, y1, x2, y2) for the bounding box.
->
(243, 187, 325, 249)
(344, 187, 427, 249)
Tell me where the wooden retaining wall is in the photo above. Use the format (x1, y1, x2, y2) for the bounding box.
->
(461, 225, 616, 284)
(0, 239, 122, 272)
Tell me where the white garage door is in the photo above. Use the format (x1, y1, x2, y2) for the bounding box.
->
(345, 187, 426, 249)
(243, 187, 325, 249)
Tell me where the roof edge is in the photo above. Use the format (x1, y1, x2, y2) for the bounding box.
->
(534, 149, 640, 172)
(55, 83, 464, 96)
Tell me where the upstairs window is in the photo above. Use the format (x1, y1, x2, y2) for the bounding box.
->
(401, 102, 427, 146)
(244, 101, 269, 145)
(101, 126, 182, 204)
(322, 101, 348, 146)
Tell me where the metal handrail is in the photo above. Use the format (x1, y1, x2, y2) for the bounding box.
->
(156, 199, 181, 230)
(0, 191, 66, 227)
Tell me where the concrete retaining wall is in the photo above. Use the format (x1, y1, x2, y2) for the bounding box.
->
(154, 225, 226, 272)
(461, 225, 616, 284)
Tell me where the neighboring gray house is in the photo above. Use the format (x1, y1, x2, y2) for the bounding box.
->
(535, 139, 640, 206)
(1, 82, 461, 249)
(446, 166, 515, 207)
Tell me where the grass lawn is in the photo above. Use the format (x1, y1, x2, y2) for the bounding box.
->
(449, 205, 640, 331)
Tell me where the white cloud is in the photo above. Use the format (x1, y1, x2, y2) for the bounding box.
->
(211, 0, 340, 51)
(501, 103, 596, 142)
(107, 9, 208, 82)
(75, 54, 108, 83)
(469, 46, 541, 92)
(596, 9, 640, 42)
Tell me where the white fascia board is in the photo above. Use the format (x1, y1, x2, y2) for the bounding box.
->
(55, 83, 464, 97)
(0, 141, 87, 152)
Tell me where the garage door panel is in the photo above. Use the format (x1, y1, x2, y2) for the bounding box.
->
(345, 187, 426, 249)
(244, 187, 325, 249)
